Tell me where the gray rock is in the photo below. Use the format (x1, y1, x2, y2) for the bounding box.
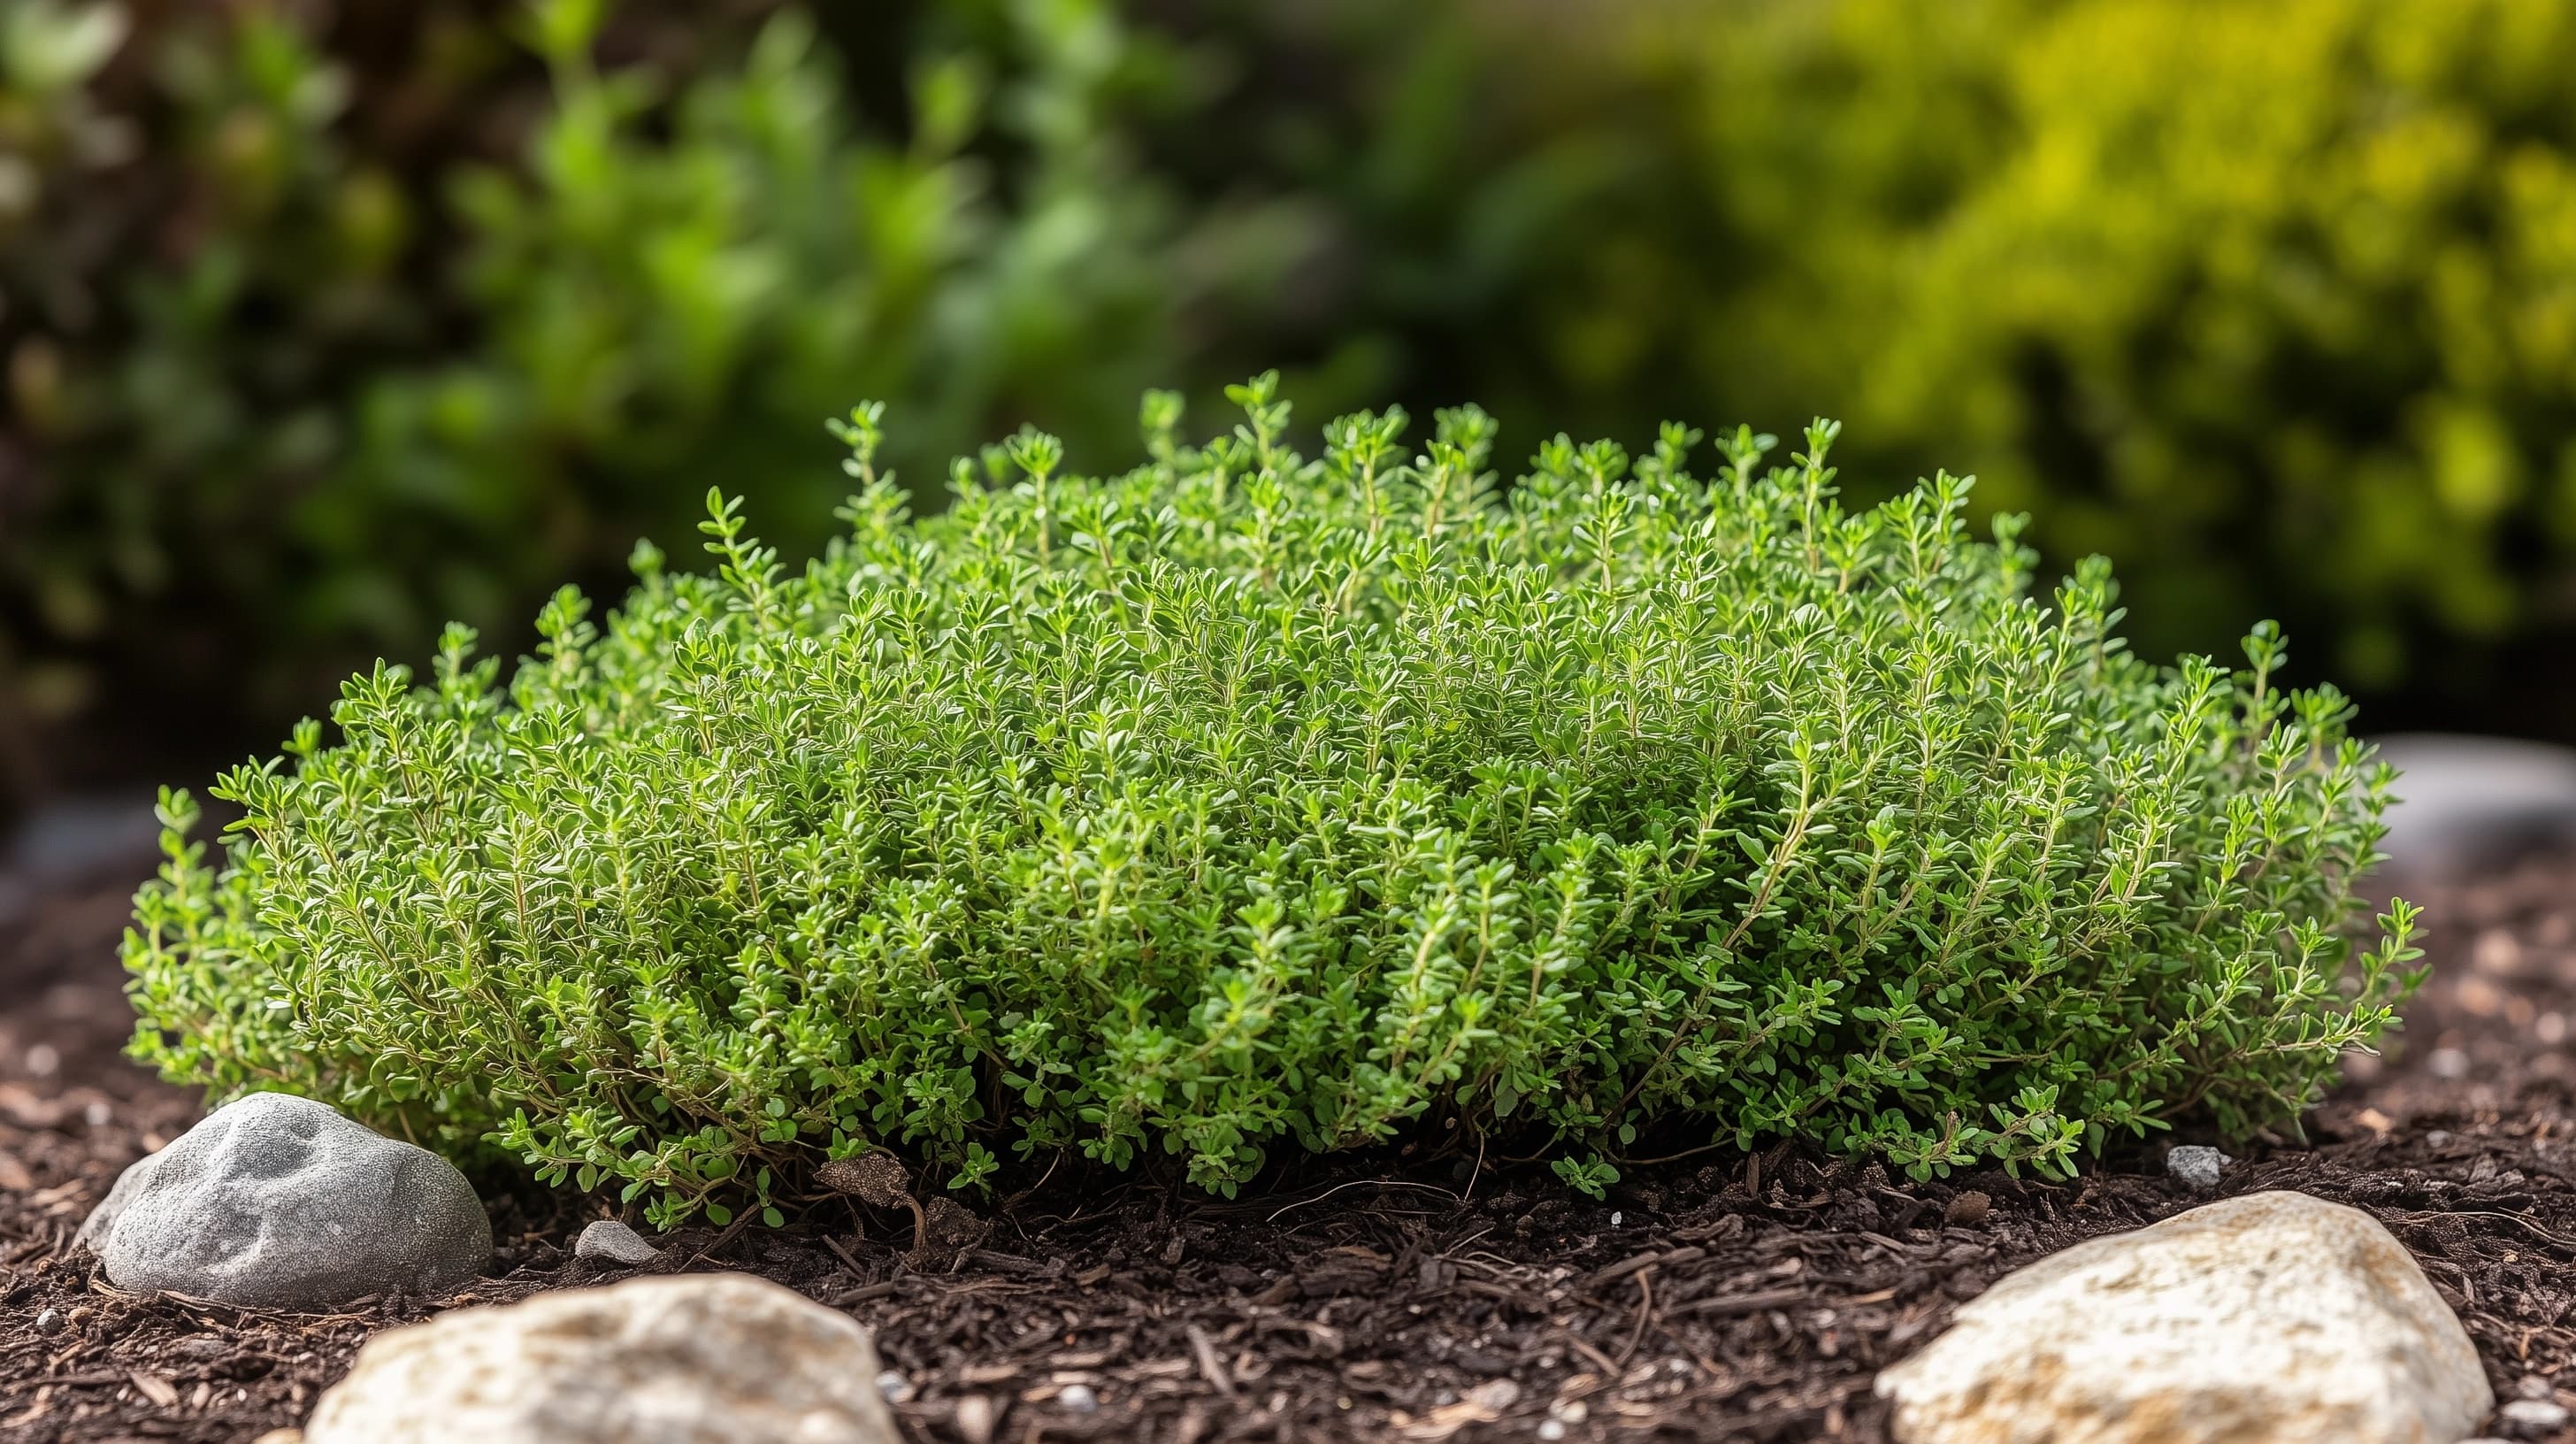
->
(79, 1092, 489, 1310)
(573, 1218, 663, 1266)
(2166, 1144, 2231, 1192)
(2371, 734, 2576, 875)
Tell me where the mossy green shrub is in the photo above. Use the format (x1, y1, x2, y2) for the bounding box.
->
(125, 381, 2419, 1224)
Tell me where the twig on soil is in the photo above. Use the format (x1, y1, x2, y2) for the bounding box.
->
(1615, 1269, 1656, 1368)
(1264, 1179, 1460, 1223)
(2396, 1209, 2576, 1254)
(684, 1211, 755, 1271)
(1586, 1246, 1700, 1291)
(825, 1279, 902, 1307)
(1184, 1323, 1233, 1395)
(820, 1232, 867, 1280)
(1668, 1286, 1810, 1317)
(1550, 1330, 1622, 1378)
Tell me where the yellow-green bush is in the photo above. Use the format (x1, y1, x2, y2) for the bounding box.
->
(1596, 0, 2576, 688)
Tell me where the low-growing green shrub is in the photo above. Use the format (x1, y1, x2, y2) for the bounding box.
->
(124, 380, 2420, 1224)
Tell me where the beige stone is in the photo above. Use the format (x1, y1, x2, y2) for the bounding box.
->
(302, 1272, 900, 1444)
(1877, 1190, 2492, 1444)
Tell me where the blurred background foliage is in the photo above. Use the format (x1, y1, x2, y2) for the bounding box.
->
(4, 0, 2576, 810)
(1610, 0, 2576, 729)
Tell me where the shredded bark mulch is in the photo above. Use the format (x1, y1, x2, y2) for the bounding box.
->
(5, 843, 2575, 1443)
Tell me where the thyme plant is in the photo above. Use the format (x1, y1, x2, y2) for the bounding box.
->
(124, 378, 2419, 1224)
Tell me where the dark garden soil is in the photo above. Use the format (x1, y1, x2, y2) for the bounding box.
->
(7, 842, 2576, 1443)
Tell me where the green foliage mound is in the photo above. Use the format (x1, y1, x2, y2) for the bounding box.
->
(125, 381, 2420, 1225)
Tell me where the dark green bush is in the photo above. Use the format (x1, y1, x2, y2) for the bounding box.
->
(1, 0, 1600, 803)
(125, 382, 2419, 1223)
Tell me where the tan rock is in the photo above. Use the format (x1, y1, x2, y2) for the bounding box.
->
(302, 1272, 900, 1444)
(1876, 1190, 2492, 1444)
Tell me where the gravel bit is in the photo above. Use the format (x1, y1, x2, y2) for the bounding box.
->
(2164, 1144, 2231, 1192)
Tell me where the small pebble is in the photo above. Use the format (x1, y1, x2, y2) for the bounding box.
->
(2427, 1047, 2472, 1079)
(1537, 1424, 1567, 1441)
(33, 1308, 58, 1333)
(1609, 1211, 1622, 1226)
(2518, 1376, 2556, 1400)
(2500, 1398, 2571, 1434)
(1058, 1383, 1098, 1413)
(572, 1218, 663, 1266)
(876, 1369, 915, 1404)
(1944, 1191, 1991, 1227)
(2165, 1145, 2230, 1192)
